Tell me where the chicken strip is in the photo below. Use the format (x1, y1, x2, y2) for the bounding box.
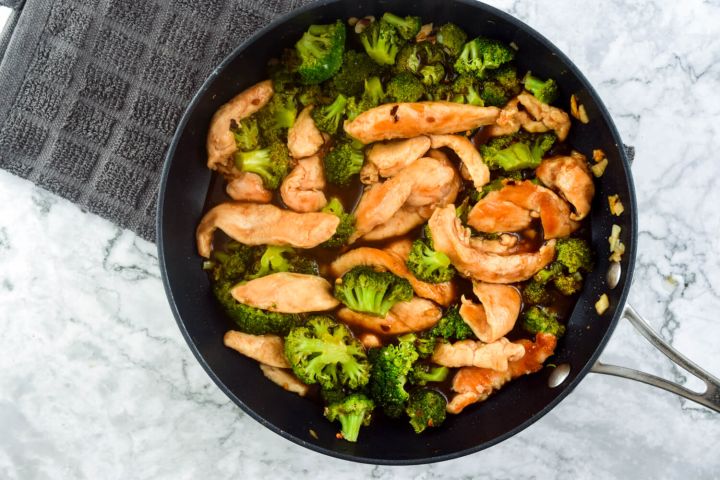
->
(280, 155, 327, 213)
(344, 101, 500, 144)
(467, 180, 580, 239)
(207, 80, 273, 173)
(429, 205, 556, 283)
(230, 272, 339, 313)
(259, 365, 309, 396)
(361, 207, 428, 241)
(429, 135, 489, 188)
(432, 338, 526, 371)
(536, 151, 595, 221)
(223, 330, 290, 368)
(287, 106, 324, 159)
(459, 283, 521, 343)
(337, 297, 442, 335)
(383, 238, 414, 259)
(469, 234, 519, 255)
(196, 202, 339, 258)
(363, 136, 431, 179)
(488, 93, 571, 141)
(329, 247, 456, 306)
(226, 173, 273, 203)
(447, 333, 557, 414)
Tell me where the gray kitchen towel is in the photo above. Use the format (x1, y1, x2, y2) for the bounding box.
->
(0, 0, 312, 241)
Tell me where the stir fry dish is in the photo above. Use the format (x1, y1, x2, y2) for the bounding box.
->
(196, 13, 599, 442)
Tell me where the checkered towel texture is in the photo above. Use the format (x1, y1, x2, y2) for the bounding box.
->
(0, 0, 312, 241)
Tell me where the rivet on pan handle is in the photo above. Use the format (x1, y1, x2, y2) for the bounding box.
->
(590, 304, 720, 412)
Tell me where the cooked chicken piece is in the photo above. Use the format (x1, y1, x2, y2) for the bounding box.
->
(344, 102, 501, 144)
(429, 135, 489, 188)
(467, 180, 580, 239)
(536, 151, 595, 221)
(280, 155, 327, 213)
(223, 330, 290, 368)
(447, 333, 557, 413)
(429, 205, 556, 283)
(259, 365, 309, 396)
(207, 80, 274, 173)
(226, 173, 273, 203)
(196, 203, 339, 257)
(329, 247, 456, 306)
(459, 283, 521, 343)
(432, 338, 525, 371)
(337, 297, 442, 335)
(354, 157, 457, 238)
(287, 106, 324, 159)
(359, 333, 383, 349)
(360, 162, 380, 184)
(361, 206, 428, 241)
(383, 238, 414, 259)
(364, 136, 431, 178)
(488, 93, 571, 141)
(230, 273, 339, 313)
(469, 234, 519, 255)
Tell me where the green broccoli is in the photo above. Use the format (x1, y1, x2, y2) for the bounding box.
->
(334, 266, 414, 317)
(436, 23, 468, 57)
(268, 57, 299, 94)
(295, 20, 346, 84)
(321, 197, 356, 248)
(256, 93, 298, 143)
(406, 239, 456, 283)
(363, 76, 385, 105)
(430, 305, 475, 340)
(368, 338, 419, 417)
(386, 72, 425, 102)
(285, 315, 371, 390)
(530, 258, 586, 298)
(311, 93, 348, 134)
(205, 241, 257, 284)
(298, 84, 324, 107)
(553, 272, 584, 296)
(330, 50, 384, 97)
(523, 71, 559, 105)
(247, 245, 318, 279)
(232, 117, 260, 152)
(233, 142, 292, 190)
(478, 80, 510, 107)
(397, 333, 436, 359)
(381, 12, 421, 41)
(323, 138, 364, 185)
(555, 238, 593, 274)
(522, 306, 565, 337)
(410, 364, 449, 386)
(395, 41, 446, 75)
(419, 64, 445, 86)
(324, 393, 375, 442)
(523, 279, 551, 305)
(490, 64, 522, 96)
(406, 389, 447, 433)
(479, 131, 556, 172)
(426, 82, 454, 102)
(451, 75, 484, 106)
(359, 19, 403, 66)
(454, 37, 515, 77)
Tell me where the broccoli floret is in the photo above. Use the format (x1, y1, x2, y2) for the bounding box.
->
(522, 306, 565, 337)
(451, 75, 484, 106)
(324, 393, 375, 442)
(426, 82, 454, 101)
(330, 50, 384, 97)
(523, 279, 551, 305)
(555, 238, 593, 274)
(386, 72, 425, 103)
(321, 197, 356, 248)
(406, 389, 447, 433)
(232, 117, 260, 152)
(523, 71, 559, 105)
(478, 80, 509, 107)
(256, 93, 298, 143)
(534, 261, 564, 284)
(397, 333, 436, 359)
(359, 19, 403, 66)
(395, 42, 446, 75)
(479, 131, 557, 172)
(268, 57, 299, 94)
(311, 93, 347, 135)
(323, 138, 364, 185)
(406, 239, 456, 283)
(454, 37, 515, 77)
(430, 305, 475, 340)
(553, 272, 584, 296)
(410, 363, 449, 386)
(285, 315, 371, 390)
(334, 266, 414, 317)
(298, 84, 324, 107)
(419, 64, 445, 86)
(247, 245, 318, 279)
(295, 20, 346, 84)
(368, 338, 419, 417)
(320, 386, 347, 405)
(206, 241, 257, 283)
(363, 76, 385, 105)
(381, 12, 421, 41)
(233, 142, 292, 190)
(531, 260, 585, 297)
(436, 23, 468, 57)
(491, 64, 522, 96)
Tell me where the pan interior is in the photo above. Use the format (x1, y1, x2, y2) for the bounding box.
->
(158, 0, 637, 464)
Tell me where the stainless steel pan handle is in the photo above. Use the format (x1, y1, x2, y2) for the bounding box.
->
(591, 304, 720, 412)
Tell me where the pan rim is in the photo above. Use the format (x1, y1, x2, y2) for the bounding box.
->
(157, 0, 638, 465)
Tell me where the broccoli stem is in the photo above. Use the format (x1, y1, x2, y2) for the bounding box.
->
(337, 412, 365, 442)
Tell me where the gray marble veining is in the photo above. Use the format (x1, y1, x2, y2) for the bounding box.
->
(1, 0, 719, 478)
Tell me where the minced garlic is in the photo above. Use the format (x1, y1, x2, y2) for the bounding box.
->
(591, 158, 608, 177)
(608, 195, 625, 216)
(593, 149, 606, 163)
(595, 294, 609, 315)
(570, 94, 590, 123)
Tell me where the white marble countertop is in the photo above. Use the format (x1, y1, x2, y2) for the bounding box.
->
(2, 0, 720, 478)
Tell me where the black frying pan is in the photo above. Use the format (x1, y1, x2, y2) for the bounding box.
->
(157, 0, 720, 465)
